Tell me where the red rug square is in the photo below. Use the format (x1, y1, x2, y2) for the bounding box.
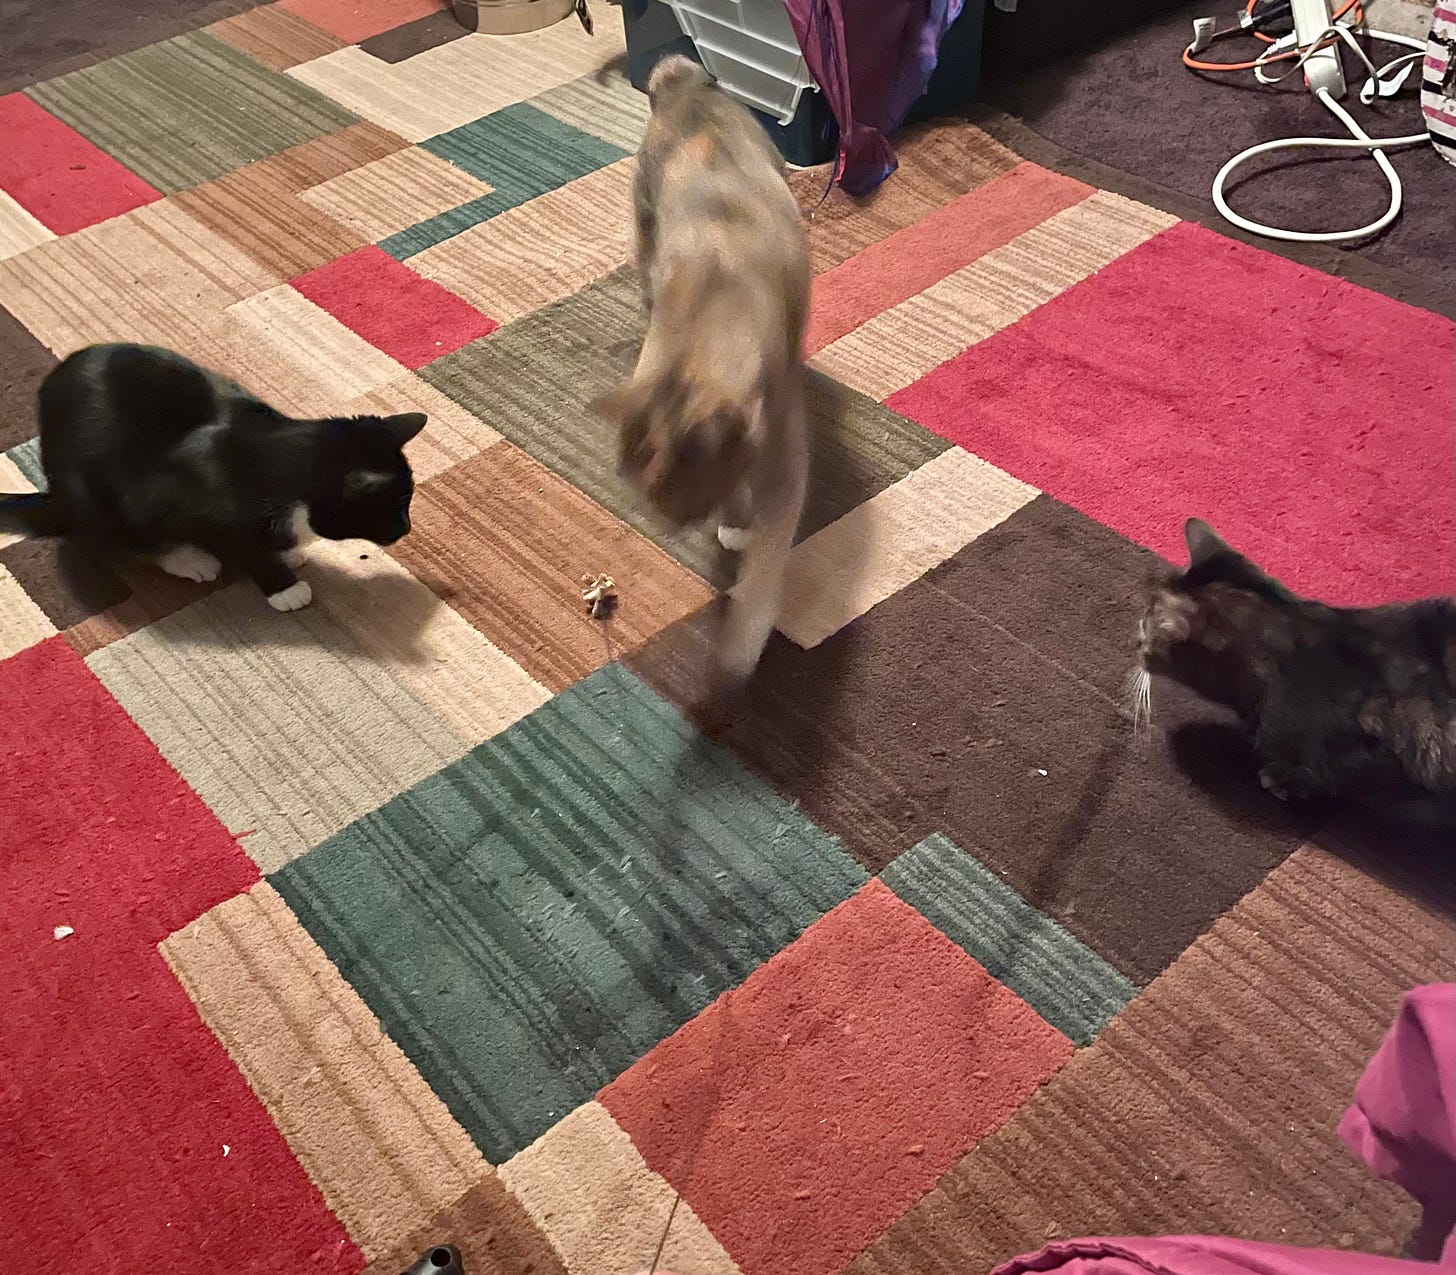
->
(805, 163, 1090, 355)
(291, 244, 498, 370)
(0, 93, 162, 234)
(276, 0, 446, 46)
(0, 638, 359, 1275)
(887, 221, 1456, 605)
(600, 880, 1074, 1275)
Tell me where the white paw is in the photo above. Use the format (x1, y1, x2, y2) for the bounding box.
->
(1258, 770, 1291, 802)
(267, 580, 313, 612)
(158, 544, 221, 583)
(281, 546, 307, 568)
(717, 525, 751, 551)
(718, 610, 775, 680)
(717, 643, 759, 681)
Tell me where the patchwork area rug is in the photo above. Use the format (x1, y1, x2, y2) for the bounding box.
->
(1, 5, 1453, 1275)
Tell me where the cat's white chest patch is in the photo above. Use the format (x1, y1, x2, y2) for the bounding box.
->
(283, 504, 317, 566)
(287, 505, 317, 546)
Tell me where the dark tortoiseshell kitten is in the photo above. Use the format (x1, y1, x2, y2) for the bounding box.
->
(1137, 518, 1456, 803)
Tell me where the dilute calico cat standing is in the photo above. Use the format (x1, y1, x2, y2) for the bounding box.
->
(0, 343, 425, 611)
(592, 54, 812, 681)
(1138, 518, 1456, 804)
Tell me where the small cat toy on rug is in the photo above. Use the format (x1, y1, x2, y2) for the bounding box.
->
(581, 572, 617, 619)
(1135, 518, 1456, 804)
(0, 343, 425, 613)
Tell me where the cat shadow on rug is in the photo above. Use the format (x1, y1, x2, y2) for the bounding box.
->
(1167, 718, 1332, 837)
(621, 367, 881, 810)
(148, 552, 443, 662)
(1023, 711, 1143, 909)
(1169, 719, 1455, 915)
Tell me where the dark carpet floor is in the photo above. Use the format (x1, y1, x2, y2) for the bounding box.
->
(980, 0, 1455, 317)
(0, 0, 264, 94)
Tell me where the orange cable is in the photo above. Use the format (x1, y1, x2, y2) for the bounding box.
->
(1181, 0, 1363, 72)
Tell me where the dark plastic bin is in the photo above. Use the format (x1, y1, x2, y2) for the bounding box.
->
(619, 0, 986, 167)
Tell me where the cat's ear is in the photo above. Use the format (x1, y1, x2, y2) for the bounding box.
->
(382, 412, 427, 446)
(1184, 518, 1231, 566)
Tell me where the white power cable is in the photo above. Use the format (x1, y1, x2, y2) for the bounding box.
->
(1207, 14, 1429, 243)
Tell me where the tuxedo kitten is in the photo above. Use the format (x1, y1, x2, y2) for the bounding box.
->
(592, 54, 811, 681)
(1137, 518, 1456, 803)
(0, 343, 424, 611)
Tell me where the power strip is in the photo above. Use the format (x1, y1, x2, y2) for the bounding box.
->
(1289, 0, 1345, 96)
(1185, 0, 1429, 240)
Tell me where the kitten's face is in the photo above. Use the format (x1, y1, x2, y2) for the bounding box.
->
(593, 375, 755, 527)
(1139, 586, 1216, 678)
(307, 412, 425, 545)
(1137, 518, 1289, 715)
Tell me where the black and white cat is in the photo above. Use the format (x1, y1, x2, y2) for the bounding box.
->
(0, 343, 425, 611)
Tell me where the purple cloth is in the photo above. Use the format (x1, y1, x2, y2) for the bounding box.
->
(993, 985, 1456, 1275)
(781, 0, 964, 195)
(995, 1237, 1446, 1275)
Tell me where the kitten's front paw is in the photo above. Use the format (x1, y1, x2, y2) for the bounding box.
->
(267, 580, 313, 612)
(158, 544, 221, 583)
(1257, 762, 1325, 802)
(281, 546, 307, 569)
(716, 525, 751, 552)
(1258, 768, 1292, 801)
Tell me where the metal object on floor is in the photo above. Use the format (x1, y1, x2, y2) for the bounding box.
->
(399, 1244, 465, 1275)
(451, 0, 576, 34)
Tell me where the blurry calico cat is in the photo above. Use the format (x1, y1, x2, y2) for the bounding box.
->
(0, 343, 424, 612)
(1138, 518, 1456, 803)
(591, 54, 811, 681)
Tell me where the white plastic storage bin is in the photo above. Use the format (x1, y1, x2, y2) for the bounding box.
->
(660, 0, 818, 124)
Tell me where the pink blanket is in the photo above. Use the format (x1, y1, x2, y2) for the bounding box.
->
(996, 985, 1456, 1275)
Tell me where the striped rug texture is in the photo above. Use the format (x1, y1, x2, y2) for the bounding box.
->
(1, 5, 1453, 1275)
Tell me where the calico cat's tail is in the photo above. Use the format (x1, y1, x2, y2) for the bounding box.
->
(0, 492, 66, 537)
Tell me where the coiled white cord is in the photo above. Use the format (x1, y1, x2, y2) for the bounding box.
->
(1207, 19, 1429, 243)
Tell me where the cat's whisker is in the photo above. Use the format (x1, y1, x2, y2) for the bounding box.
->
(1125, 665, 1153, 743)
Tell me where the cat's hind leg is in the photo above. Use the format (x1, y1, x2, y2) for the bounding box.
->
(157, 544, 222, 583)
(717, 463, 804, 683)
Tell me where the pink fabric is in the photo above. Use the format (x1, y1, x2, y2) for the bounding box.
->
(1338, 985, 1456, 1262)
(996, 1238, 1444, 1275)
(993, 986, 1456, 1275)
